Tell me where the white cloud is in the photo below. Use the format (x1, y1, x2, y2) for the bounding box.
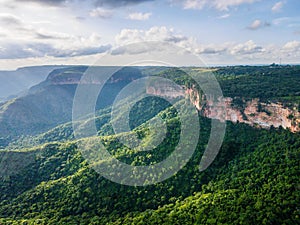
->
(0, 13, 22, 26)
(127, 12, 152, 21)
(112, 27, 300, 65)
(272, 1, 284, 12)
(114, 27, 270, 60)
(248, 19, 262, 29)
(248, 19, 270, 30)
(113, 26, 200, 57)
(0, 39, 111, 59)
(0, 13, 67, 41)
(218, 41, 288, 64)
(0, 0, 298, 68)
(178, 0, 260, 11)
(278, 41, 300, 61)
(282, 40, 300, 50)
(218, 13, 230, 19)
(0, 10, 115, 60)
(230, 40, 264, 55)
(115, 26, 191, 46)
(89, 8, 113, 19)
(0, 14, 111, 59)
(198, 41, 269, 57)
(182, 0, 208, 10)
(0, 10, 110, 59)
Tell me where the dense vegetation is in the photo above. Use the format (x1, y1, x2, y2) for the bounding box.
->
(215, 65, 300, 104)
(0, 118, 299, 224)
(1, 65, 300, 148)
(0, 65, 299, 224)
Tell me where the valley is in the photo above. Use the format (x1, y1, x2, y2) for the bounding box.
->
(0, 65, 299, 224)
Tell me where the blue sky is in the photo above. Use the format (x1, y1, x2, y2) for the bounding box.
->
(0, 0, 299, 69)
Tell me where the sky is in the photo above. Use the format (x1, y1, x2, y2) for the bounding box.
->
(0, 0, 299, 69)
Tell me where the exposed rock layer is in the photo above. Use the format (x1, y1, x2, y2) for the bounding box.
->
(147, 85, 300, 132)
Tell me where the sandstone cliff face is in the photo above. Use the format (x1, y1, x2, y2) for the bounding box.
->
(146, 84, 185, 99)
(204, 98, 300, 132)
(146, 85, 300, 132)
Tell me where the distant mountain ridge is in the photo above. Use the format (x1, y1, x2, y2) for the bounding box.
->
(0, 66, 144, 147)
(1, 65, 300, 148)
(0, 65, 69, 101)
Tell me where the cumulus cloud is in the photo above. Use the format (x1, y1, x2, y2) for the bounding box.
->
(114, 26, 269, 60)
(50, 33, 112, 57)
(230, 40, 264, 55)
(173, 0, 260, 11)
(247, 19, 270, 30)
(248, 19, 262, 29)
(0, 10, 113, 60)
(196, 40, 266, 56)
(112, 26, 199, 56)
(282, 40, 300, 51)
(89, 8, 113, 18)
(110, 31, 300, 66)
(127, 12, 152, 21)
(272, 1, 284, 12)
(0, 13, 111, 59)
(115, 26, 190, 46)
(279, 41, 300, 60)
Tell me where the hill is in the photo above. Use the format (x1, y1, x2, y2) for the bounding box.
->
(0, 65, 299, 224)
(0, 66, 144, 147)
(0, 66, 69, 102)
(0, 117, 299, 224)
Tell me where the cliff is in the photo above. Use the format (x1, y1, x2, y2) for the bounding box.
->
(146, 85, 300, 132)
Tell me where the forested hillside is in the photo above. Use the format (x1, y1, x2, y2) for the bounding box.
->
(0, 65, 299, 224)
(0, 118, 299, 224)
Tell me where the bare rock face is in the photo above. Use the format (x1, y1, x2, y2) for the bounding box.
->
(185, 87, 202, 111)
(146, 84, 185, 99)
(146, 84, 300, 132)
(204, 98, 300, 132)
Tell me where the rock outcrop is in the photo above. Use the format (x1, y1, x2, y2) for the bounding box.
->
(146, 85, 300, 132)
